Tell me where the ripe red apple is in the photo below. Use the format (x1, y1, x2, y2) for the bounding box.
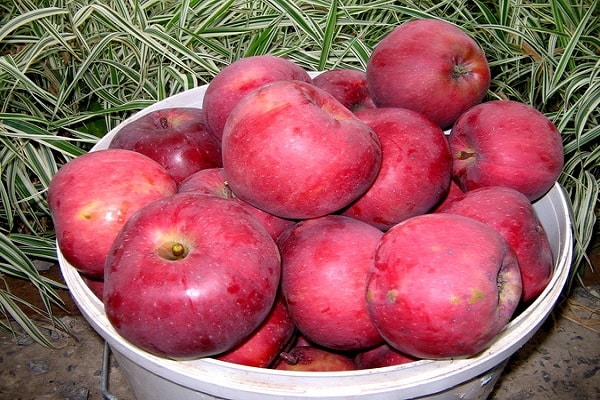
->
(436, 186, 553, 303)
(222, 80, 382, 219)
(178, 167, 295, 240)
(202, 55, 312, 140)
(216, 293, 296, 368)
(366, 213, 522, 359)
(103, 193, 281, 359)
(279, 215, 384, 351)
(108, 107, 222, 184)
(354, 343, 417, 369)
(81, 274, 104, 301)
(448, 100, 564, 201)
(274, 345, 356, 372)
(48, 149, 177, 278)
(311, 69, 376, 111)
(342, 107, 452, 230)
(366, 18, 491, 129)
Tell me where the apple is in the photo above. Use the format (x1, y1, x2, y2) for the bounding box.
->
(311, 69, 376, 111)
(108, 107, 222, 184)
(103, 193, 281, 359)
(342, 107, 452, 230)
(222, 80, 382, 219)
(202, 55, 312, 141)
(366, 213, 522, 359)
(448, 99, 564, 201)
(279, 215, 384, 351)
(354, 343, 417, 369)
(178, 167, 295, 240)
(274, 345, 356, 372)
(366, 18, 491, 129)
(48, 149, 177, 278)
(81, 274, 104, 301)
(436, 185, 553, 303)
(216, 293, 296, 368)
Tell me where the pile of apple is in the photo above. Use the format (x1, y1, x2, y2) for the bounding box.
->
(49, 19, 564, 370)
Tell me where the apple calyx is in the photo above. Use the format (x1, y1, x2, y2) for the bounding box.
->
(456, 150, 476, 160)
(157, 242, 188, 260)
(451, 63, 472, 79)
(159, 117, 169, 129)
(278, 351, 300, 365)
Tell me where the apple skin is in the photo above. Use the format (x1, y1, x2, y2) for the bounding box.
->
(366, 213, 522, 359)
(108, 107, 222, 184)
(311, 69, 376, 111)
(222, 80, 382, 219)
(48, 149, 177, 278)
(178, 167, 295, 240)
(366, 19, 491, 129)
(274, 345, 357, 372)
(354, 343, 417, 369)
(202, 55, 312, 141)
(103, 193, 281, 359)
(431, 180, 465, 213)
(342, 107, 452, 230)
(436, 186, 553, 303)
(448, 100, 564, 201)
(279, 215, 384, 351)
(216, 293, 296, 368)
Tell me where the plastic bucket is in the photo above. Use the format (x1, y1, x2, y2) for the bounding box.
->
(58, 79, 574, 400)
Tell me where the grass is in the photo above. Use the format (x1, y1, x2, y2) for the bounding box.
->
(0, 0, 598, 345)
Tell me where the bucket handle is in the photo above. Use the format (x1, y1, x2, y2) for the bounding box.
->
(101, 341, 120, 400)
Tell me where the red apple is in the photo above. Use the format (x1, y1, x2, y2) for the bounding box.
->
(436, 186, 553, 303)
(202, 55, 312, 140)
(448, 100, 564, 201)
(103, 193, 281, 359)
(311, 69, 376, 111)
(48, 149, 177, 278)
(222, 80, 382, 219)
(342, 107, 452, 230)
(366, 19, 491, 129)
(366, 213, 522, 359)
(216, 293, 296, 368)
(81, 274, 104, 301)
(108, 107, 221, 184)
(178, 167, 295, 241)
(354, 343, 417, 369)
(274, 345, 356, 372)
(279, 215, 384, 351)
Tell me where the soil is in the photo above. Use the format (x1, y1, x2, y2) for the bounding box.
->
(0, 246, 598, 400)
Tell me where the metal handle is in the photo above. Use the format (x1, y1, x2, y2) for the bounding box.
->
(101, 341, 120, 400)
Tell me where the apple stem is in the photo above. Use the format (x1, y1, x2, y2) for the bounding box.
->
(278, 351, 299, 365)
(171, 243, 185, 259)
(456, 150, 476, 160)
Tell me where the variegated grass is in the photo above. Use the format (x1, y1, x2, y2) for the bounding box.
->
(1, 0, 598, 345)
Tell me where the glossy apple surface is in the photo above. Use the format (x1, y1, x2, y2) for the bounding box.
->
(178, 167, 295, 241)
(48, 149, 177, 278)
(448, 100, 564, 201)
(311, 69, 376, 111)
(108, 107, 221, 184)
(202, 55, 312, 140)
(342, 107, 452, 230)
(216, 293, 296, 368)
(366, 18, 490, 129)
(436, 185, 553, 303)
(366, 213, 522, 359)
(222, 80, 382, 219)
(103, 193, 281, 359)
(279, 215, 384, 351)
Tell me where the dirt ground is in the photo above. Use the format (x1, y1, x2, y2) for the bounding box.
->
(1, 250, 599, 400)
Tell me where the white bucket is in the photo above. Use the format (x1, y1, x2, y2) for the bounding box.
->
(58, 78, 574, 400)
